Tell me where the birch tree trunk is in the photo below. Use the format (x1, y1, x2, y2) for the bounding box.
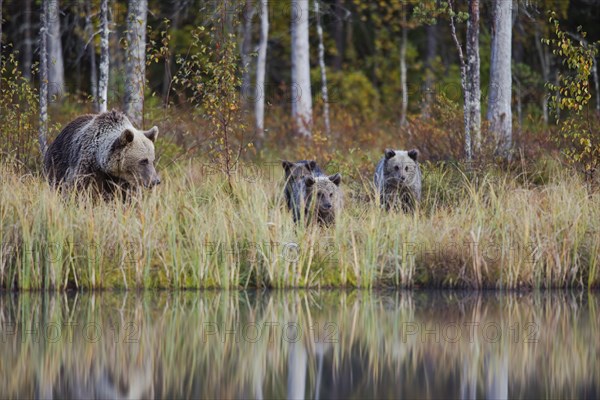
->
(593, 57, 600, 113)
(47, 0, 65, 100)
(23, 0, 32, 80)
(466, 0, 481, 157)
(399, 11, 408, 127)
(85, 0, 98, 110)
(291, 0, 313, 137)
(315, 0, 331, 135)
(333, 0, 346, 71)
(241, 0, 255, 109)
(161, 0, 184, 105)
(422, 22, 437, 117)
(124, 0, 148, 127)
(98, 0, 110, 113)
(255, 0, 269, 139)
(534, 23, 550, 124)
(39, 0, 49, 156)
(487, 0, 512, 159)
(449, 0, 472, 161)
(0, 0, 3, 91)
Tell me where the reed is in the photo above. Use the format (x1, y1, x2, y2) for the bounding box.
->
(0, 158, 598, 290)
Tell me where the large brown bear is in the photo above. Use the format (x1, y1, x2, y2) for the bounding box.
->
(44, 110, 160, 198)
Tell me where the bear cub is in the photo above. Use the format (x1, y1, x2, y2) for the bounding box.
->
(304, 173, 343, 226)
(374, 148, 421, 212)
(282, 160, 323, 223)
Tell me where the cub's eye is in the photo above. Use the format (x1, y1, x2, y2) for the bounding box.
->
(405, 166, 409, 172)
(394, 165, 400, 171)
(330, 192, 334, 197)
(140, 159, 149, 165)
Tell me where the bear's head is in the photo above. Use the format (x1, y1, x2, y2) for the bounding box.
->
(282, 160, 319, 183)
(108, 126, 161, 188)
(382, 148, 419, 188)
(304, 173, 342, 219)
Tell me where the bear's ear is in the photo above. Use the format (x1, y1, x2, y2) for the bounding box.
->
(384, 149, 396, 160)
(145, 126, 159, 142)
(307, 160, 317, 171)
(282, 160, 293, 173)
(115, 129, 135, 148)
(408, 149, 419, 161)
(329, 173, 342, 186)
(304, 176, 316, 187)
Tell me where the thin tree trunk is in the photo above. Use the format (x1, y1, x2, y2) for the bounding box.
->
(85, 0, 98, 110)
(241, 0, 255, 109)
(23, 0, 33, 80)
(315, 0, 331, 135)
(534, 23, 550, 124)
(487, 0, 512, 159)
(47, 0, 65, 100)
(291, 0, 313, 137)
(255, 0, 269, 139)
(399, 11, 408, 127)
(448, 0, 472, 161)
(162, 0, 183, 105)
(422, 22, 437, 117)
(39, 0, 49, 156)
(466, 0, 481, 156)
(592, 56, 599, 113)
(124, 0, 148, 127)
(333, 0, 344, 71)
(0, 0, 3, 93)
(98, 0, 109, 113)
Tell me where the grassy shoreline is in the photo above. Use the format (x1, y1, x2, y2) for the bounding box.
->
(1, 159, 599, 291)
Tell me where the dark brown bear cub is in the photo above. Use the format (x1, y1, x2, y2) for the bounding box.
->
(281, 160, 323, 223)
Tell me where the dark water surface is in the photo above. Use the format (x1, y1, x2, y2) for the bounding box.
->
(1, 291, 598, 399)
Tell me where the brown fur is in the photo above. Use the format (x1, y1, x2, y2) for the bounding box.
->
(44, 110, 160, 199)
(304, 174, 343, 226)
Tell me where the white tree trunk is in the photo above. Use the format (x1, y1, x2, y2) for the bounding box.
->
(315, 0, 331, 135)
(23, 0, 33, 80)
(241, 0, 255, 109)
(399, 15, 408, 127)
(466, 0, 481, 156)
(533, 23, 550, 124)
(85, 0, 98, 110)
(98, 0, 110, 113)
(47, 0, 65, 100)
(0, 0, 3, 91)
(39, 0, 49, 156)
(255, 0, 269, 138)
(592, 56, 600, 113)
(422, 22, 437, 117)
(449, 0, 474, 161)
(124, 0, 148, 127)
(291, 0, 313, 137)
(487, 0, 512, 158)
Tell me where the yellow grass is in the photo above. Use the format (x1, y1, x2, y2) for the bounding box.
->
(0, 159, 599, 290)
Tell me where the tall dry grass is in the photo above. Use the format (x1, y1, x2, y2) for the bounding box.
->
(0, 158, 599, 290)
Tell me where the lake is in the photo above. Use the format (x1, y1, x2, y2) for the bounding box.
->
(1, 291, 598, 399)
